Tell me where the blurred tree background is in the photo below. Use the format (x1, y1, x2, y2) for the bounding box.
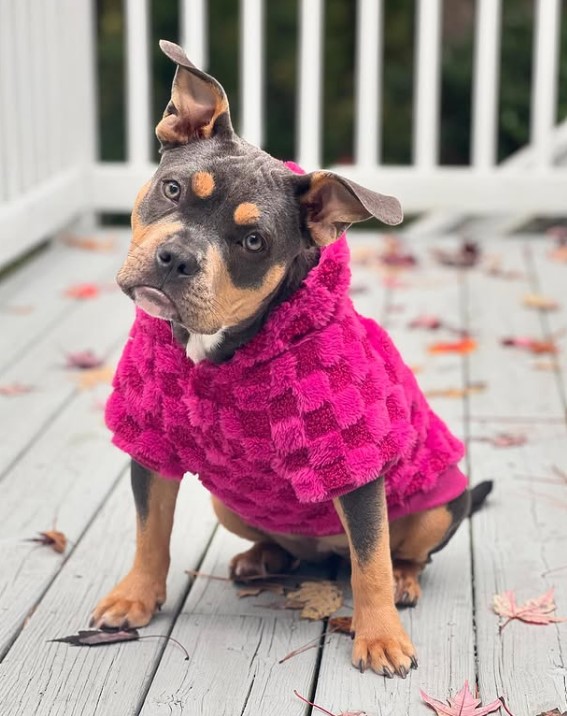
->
(96, 0, 567, 169)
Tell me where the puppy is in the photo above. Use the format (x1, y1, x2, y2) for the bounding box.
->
(91, 41, 491, 678)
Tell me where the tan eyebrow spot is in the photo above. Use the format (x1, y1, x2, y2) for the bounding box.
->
(192, 172, 215, 198)
(234, 202, 261, 225)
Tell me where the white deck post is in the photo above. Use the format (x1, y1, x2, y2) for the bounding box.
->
(181, 0, 208, 69)
(125, 0, 151, 165)
(239, 0, 264, 146)
(354, 0, 383, 167)
(297, 0, 324, 170)
(413, 0, 442, 170)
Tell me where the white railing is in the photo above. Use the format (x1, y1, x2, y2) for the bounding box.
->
(0, 0, 566, 269)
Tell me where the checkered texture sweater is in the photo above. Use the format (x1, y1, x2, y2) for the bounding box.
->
(106, 224, 466, 535)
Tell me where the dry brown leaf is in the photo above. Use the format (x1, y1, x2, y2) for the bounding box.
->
(425, 382, 487, 399)
(66, 350, 105, 370)
(523, 293, 560, 311)
(75, 365, 114, 390)
(501, 336, 559, 354)
(328, 616, 353, 634)
(492, 588, 566, 631)
(472, 432, 527, 448)
(285, 580, 343, 620)
(237, 584, 285, 598)
(28, 530, 67, 554)
(536, 709, 567, 716)
(62, 234, 116, 252)
(0, 383, 35, 397)
(431, 241, 481, 268)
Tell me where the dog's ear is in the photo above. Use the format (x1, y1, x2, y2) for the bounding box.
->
(298, 171, 403, 246)
(156, 40, 232, 148)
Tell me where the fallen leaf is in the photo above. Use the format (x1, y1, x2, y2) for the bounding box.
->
(425, 382, 487, 399)
(328, 616, 353, 634)
(409, 314, 443, 330)
(472, 432, 527, 448)
(428, 337, 477, 355)
(237, 584, 285, 598)
(536, 709, 567, 716)
(285, 580, 343, 620)
(380, 236, 417, 268)
(533, 360, 558, 371)
(66, 350, 104, 370)
(0, 304, 34, 314)
(27, 530, 67, 554)
(523, 293, 560, 311)
(75, 365, 114, 390)
(64, 282, 102, 300)
(62, 234, 116, 252)
(492, 588, 566, 631)
(420, 681, 502, 716)
(50, 629, 139, 647)
(294, 690, 367, 716)
(484, 256, 524, 280)
(0, 383, 35, 397)
(431, 241, 481, 268)
(501, 337, 559, 354)
(49, 629, 190, 658)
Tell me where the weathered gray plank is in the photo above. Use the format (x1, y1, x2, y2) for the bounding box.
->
(0, 276, 133, 475)
(0, 232, 127, 374)
(466, 237, 567, 714)
(313, 238, 474, 714)
(0, 344, 129, 657)
(141, 614, 320, 716)
(0, 473, 217, 716)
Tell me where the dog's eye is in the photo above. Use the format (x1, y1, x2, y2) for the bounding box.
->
(243, 233, 265, 253)
(163, 180, 181, 201)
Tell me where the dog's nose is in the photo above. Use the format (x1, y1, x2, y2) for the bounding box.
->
(155, 245, 199, 278)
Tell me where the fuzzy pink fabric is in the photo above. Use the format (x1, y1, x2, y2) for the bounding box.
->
(106, 163, 466, 536)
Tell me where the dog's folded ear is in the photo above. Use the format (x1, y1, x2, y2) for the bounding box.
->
(156, 40, 232, 148)
(298, 171, 403, 246)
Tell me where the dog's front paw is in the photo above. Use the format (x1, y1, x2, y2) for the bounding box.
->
(393, 562, 422, 608)
(90, 571, 166, 629)
(352, 610, 417, 678)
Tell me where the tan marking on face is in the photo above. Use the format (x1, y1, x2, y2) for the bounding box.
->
(131, 181, 152, 235)
(234, 202, 261, 226)
(191, 172, 215, 198)
(194, 245, 284, 329)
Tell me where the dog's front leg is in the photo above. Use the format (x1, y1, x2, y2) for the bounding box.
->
(90, 460, 179, 629)
(334, 477, 416, 677)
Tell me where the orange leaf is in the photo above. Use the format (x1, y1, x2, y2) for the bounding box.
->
(523, 293, 560, 311)
(64, 283, 101, 300)
(28, 530, 67, 554)
(428, 337, 477, 355)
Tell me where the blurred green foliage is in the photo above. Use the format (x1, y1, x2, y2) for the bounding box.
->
(97, 0, 567, 167)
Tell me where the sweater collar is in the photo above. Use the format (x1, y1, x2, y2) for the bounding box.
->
(231, 234, 352, 368)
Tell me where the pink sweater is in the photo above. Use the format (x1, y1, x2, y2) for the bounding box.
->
(106, 212, 466, 536)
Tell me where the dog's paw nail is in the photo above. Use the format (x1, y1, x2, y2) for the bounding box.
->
(358, 659, 365, 674)
(402, 591, 410, 601)
(382, 667, 394, 679)
(398, 666, 408, 679)
(410, 656, 418, 670)
(88, 616, 95, 628)
(349, 630, 355, 640)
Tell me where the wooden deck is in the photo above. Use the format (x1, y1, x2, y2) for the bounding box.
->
(0, 230, 565, 716)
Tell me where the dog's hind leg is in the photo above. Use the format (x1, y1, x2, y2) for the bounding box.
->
(211, 496, 299, 580)
(90, 460, 179, 629)
(389, 488, 473, 607)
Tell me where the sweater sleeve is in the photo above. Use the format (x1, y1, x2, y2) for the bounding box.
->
(269, 323, 417, 504)
(105, 310, 199, 479)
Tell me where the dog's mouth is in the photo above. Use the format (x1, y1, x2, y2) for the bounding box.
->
(132, 286, 181, 321)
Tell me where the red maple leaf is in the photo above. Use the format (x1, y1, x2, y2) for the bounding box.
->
(420, 681, 502, 716)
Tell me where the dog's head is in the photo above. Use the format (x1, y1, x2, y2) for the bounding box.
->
(117, 40, 402, 336)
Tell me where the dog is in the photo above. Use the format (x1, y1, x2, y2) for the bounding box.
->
(91, 40, 492, 678)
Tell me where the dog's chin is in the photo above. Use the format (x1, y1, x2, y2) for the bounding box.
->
(132, 286, 181, 321)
